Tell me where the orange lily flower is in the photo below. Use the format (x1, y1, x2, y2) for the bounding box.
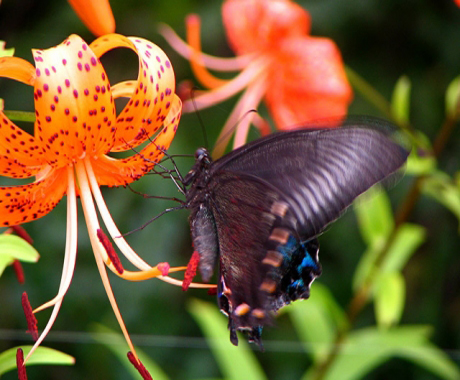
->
(68, 0, 116, 36)
(0, 34, 201, 370)
(161, 0, 353, 157)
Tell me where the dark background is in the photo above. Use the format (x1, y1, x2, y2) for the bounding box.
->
(0, 0, 459, 379)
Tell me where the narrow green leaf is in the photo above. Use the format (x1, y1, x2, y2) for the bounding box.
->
(391, 75, 411, 126)
(188, 299, 267, 380)
(0, 346, 75, 375)
(380, 223, 425, 273)
(0, 234, 40, 262)
(396, 343, 460, 380)
(288, 283, 347, 363)
(90, 323, 170, 380)
(303, 326, 460, 380)
(445, 75, 460, 119)
(354, 187, 394, 246)
(374, 272, 406, 328)
(0, 254, 14, 277)
(422, 172, 460, 229)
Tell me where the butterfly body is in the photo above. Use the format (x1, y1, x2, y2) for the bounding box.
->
(183, 121, 409, 346)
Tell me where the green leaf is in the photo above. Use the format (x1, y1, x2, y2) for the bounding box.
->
(0, 234, 40, 277)
(391, 75, 411, 126)
(380, 223, 425, 274)
(90, 323, 170, 380)
(0, 41, 15, 57)
(303, 326, 460, 380)
(405, 147, 436, 175)
(374, 272, 405, 328)
(288, 283, 347, 363)
(188, 298, 267, 380)
(354, 187, 394, 246)
(445, 75, 460, 119)
(0, 234, 40, 262)
(0, 346, 74, 375)
(422, 172, 460, 229)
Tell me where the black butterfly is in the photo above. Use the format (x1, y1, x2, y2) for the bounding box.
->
(178, 118, 409, 347)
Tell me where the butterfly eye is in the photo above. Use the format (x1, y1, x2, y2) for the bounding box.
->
(195, 147, 208, 160)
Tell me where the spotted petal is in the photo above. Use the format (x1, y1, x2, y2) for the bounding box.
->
(0, 57, 45, 178)
(264, 36, 353, 129)
(32, 34, 118, 165)
(92, 95, 181, 187)
(0, 167, 67, 227)
(90, 35, 176, 152)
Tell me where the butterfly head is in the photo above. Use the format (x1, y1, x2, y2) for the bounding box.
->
(184, 147, 212, 186)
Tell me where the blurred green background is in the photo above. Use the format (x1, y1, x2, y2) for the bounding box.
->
(0, 0, 460, 379)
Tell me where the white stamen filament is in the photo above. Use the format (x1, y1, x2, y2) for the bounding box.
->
(212, 72, 268, 158)
(25, 167, 78, 363)
(84, 158, 151, 271)
(76, 160, 138, 357)
(182, 58, 269, 113)
(158, 23, 253, 71)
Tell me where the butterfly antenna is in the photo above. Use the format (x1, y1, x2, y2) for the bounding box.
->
(122, 137, 187, 195)
(123, 204, 186, 237)
(190, 87, 209, 149)
(126, 183, 185, 204)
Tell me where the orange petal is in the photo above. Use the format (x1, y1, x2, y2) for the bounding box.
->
(32, 34, 117, 164)
(90, 35, 177, 152)
(185, 14, 230, 89)
(222, 0, 310, 56)
(0, 111, 45, 178)
(67, 0, 115, 36)
(92, 95, 181, 187)
(265, 36, 353, 129)
(0, 167, 67, 227)
(0, 56, 36, 85)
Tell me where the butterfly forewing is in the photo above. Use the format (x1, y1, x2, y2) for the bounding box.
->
(212, 126, 409, 237)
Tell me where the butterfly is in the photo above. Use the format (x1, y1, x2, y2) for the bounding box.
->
(178, 117, 409, 347)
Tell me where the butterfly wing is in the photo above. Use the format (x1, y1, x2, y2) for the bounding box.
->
(213, 124, 409, 238)
(202, 171, 321, 346)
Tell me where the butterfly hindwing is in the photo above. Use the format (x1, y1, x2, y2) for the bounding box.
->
(202, 171, 321, 345)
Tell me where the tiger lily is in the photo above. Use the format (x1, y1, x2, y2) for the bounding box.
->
(161, 0, 353, 158)
(0, 33, 195, 372)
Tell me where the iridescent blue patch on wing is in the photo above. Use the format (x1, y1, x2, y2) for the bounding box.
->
(271, 236, 322, 311)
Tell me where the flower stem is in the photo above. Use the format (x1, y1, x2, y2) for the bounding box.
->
(3, 110, 35, 123)
(345, 66, 393, 120)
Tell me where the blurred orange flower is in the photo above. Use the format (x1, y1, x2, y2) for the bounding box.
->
(0, 34, 182, 368)
(68, 0, 115, 36)
(161, 0, 353, 157)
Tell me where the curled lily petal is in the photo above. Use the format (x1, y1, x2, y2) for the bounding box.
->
(0, 56, 35, 85)
(90, 34, 176, 152)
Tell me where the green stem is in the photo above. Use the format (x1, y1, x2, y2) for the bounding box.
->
(3, 110, 36, 123)
(345, 66, 393, 120)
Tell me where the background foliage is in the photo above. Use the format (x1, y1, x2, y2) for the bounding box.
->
(0, 0, 459, 379)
